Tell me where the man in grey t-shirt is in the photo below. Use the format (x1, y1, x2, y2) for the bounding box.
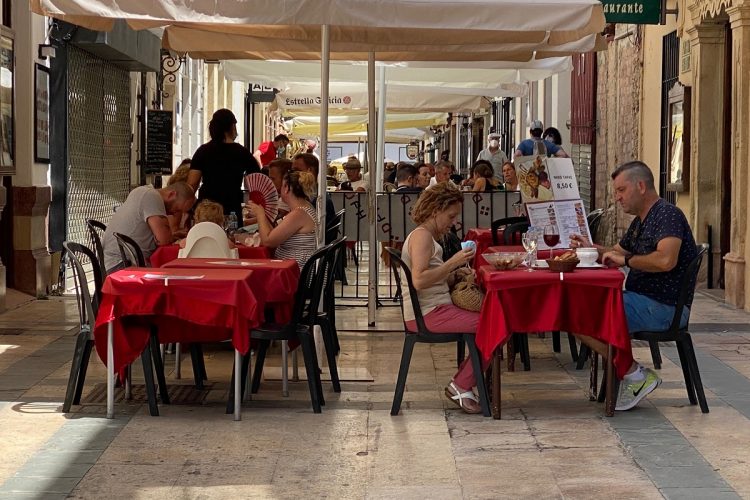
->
(103, 182, 195, 272)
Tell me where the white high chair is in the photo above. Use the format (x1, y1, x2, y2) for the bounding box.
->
(178, 222, 239, 259)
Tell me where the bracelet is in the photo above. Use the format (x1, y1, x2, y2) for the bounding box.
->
(625, 254, 632, 268)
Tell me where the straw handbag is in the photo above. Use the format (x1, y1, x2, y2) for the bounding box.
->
(449, 272, 484, 312)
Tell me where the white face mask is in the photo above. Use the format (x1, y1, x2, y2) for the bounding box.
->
(489, 139, 499, 148)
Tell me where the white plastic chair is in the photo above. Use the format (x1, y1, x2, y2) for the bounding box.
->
(173, 222, 238, 379)
(178, 222, 239, 259)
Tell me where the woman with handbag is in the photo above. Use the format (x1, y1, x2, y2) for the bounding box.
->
(400, 183, 489, 414)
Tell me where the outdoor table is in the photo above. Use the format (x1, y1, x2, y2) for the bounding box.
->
(162, 258, 299, 324)
(149, 243, 270, 268)
(476, 265, 633, 419)
(94, 267, 263, 421)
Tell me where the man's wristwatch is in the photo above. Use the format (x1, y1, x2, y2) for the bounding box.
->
(625, 254, 632, 268)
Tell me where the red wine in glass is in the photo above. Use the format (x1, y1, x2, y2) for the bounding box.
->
(543, 224, 560, 259)
(543, 234, 560, 247)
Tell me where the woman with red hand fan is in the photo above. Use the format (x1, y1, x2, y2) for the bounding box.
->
(249, 170, 318, 269)
(188, 109, 260, 218)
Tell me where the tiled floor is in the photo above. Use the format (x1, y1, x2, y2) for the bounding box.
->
(0, 289, 749, 498)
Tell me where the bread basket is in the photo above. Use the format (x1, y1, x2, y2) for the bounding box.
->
(545, 258, 579, 272)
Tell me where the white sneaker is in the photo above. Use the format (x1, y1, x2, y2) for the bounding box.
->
(615, 368, 661, 411)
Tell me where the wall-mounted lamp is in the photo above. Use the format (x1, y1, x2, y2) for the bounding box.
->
(38, 44, 56, 60)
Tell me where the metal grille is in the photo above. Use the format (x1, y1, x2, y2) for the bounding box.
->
(660, 31, 678, 205)
(571, 144, 592, 209)
(66, 45, 131, 245)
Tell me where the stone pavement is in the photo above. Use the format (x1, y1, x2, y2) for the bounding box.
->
(0, 289, 749, 499)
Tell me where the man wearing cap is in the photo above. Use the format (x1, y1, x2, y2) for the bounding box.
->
(514, 120, 569, 158)
(253, 134, 290, 167)
(338, 157, 369, 192)
(476, 132, 509, 183)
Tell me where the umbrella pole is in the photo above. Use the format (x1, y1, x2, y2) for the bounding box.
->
(367, 51, 377, 326)
(318, 24, 330, 244)
(376, 66, 386, 191)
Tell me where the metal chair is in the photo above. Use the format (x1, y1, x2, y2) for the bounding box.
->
(491, 216, 528, 245)
(386, 247, 491, 417)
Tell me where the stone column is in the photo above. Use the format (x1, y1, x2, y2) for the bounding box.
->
(0, 183, 6, 312)
(726, 4, 750, 309)
(12, 186, 51, 297)
(685, 15, 727, 297)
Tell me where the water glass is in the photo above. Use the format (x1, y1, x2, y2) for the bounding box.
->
(522, 233, 537, 271)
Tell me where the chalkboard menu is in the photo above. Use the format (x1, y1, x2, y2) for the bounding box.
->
(145, 110, 173, 175)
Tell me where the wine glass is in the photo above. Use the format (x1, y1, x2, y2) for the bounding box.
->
(543, 223, 560, 259)
(521, 232, 537, 272)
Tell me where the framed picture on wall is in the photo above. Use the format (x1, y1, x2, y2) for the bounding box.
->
(0, 27, 14, 174)
(34, 63, 50, 163)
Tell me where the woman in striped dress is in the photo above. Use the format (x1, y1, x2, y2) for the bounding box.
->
(249, 170, 318, 269)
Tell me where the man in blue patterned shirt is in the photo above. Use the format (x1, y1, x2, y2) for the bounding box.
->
(571, 160, 697, 410)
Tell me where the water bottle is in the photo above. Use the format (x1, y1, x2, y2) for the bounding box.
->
(227, 211, 238, 236)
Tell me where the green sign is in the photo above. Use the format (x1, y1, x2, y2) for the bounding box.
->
(601, 0, 661, 24)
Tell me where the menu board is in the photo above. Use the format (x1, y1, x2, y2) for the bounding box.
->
(145, 110, 173, 175)
(525, 199, 592, 250)
(517, 156, 580, 203)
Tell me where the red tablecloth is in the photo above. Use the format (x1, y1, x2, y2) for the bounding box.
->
(94, 268, 260, 374)
(162, 258, 299, 323)
(149, 244, 270, 268)
(476, 266, 633, 379)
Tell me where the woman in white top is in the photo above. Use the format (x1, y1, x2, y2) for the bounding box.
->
(249, 170, 318, 269)
(400, 183, 488, 414)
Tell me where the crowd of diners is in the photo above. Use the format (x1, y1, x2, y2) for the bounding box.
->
(101, 109, 695, 416)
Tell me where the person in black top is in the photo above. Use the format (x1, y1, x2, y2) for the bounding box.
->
(570, 160, 698, 411)
(394, 164, 422, 193)
(188, 108, 260, 218)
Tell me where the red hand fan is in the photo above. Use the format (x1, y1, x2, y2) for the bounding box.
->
(244, 173, 279, 222)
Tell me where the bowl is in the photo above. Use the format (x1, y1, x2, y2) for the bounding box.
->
(546, 258, 580, 272)
(483, 252, 525, 270)
(575, 247, 599, 266)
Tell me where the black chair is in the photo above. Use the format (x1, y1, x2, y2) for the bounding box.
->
(386, 247, 490, 417)
(320, 236, 347, 357)
(491, 216, 528, 245)
(110, 233, 173, 403)
(503, 221, 530, 245)
(631, 244, 709, 413)
(62, 241, 163, 415)
(85, 219, 107, 277)
(112, 232, 146, 268)
(229, 243, 331, 414)
(305, 236, 346, 393)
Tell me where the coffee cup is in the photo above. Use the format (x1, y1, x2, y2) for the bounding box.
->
(576, 247, 599, 266)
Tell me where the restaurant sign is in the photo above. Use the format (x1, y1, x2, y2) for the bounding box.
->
(601, 0, 661, 24)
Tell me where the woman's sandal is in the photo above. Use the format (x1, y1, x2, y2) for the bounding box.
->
(444, 382, 482, 414)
